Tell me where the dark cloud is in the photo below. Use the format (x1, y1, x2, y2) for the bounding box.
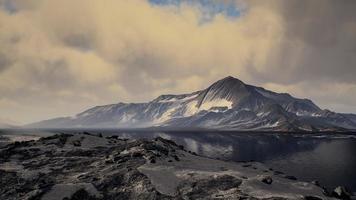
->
(62, 34, 94, 51)
(280, 0, 356, 46)
(246, 0, 356, 85)
(0, 53, 12, 72)
(0, 0, 40, 13)
(27, 59, 76, 90)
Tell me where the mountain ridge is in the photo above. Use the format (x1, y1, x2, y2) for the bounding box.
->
(0, 117, 18, 129)
(26, 76, 356, 132)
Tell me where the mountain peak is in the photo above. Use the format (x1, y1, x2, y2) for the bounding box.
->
(219, 76, 243, 83)
(195, 76, 248, 107)
(210, 76, 246, 90)
(27, 76, 356, 131)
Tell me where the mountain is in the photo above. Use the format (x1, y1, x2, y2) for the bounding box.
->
(27, 76, 356, 131)
(0, 118, 17, 129)
(0, 122, 14, 129)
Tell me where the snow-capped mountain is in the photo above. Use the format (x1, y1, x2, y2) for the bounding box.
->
(27, 76, 356, 131)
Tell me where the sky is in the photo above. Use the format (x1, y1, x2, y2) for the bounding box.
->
(0, 0, 356, 124)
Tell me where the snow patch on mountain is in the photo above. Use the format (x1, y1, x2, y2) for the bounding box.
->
(182, 98, 233, 117)
(155, 107, 178, 123)
(256, 111, 270, 117)
(184, 100, 199, 117)
(158, 94, 199, 103)
(199, 98, 233, 111)
(120, 113, 135, 123)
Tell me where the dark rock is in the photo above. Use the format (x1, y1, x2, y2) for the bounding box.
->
(105, 159, 114, 164)
(261, 176, 273, 184)
(321, 186, 330, 196)
(72, 140, 81, 147)
(155, 137, 178, 147)
(304, 196, 322, 200)
(177, 175, 242, 199)
(131, 151, 143, 158)
(284, 175, 297, 180)
(219, 167, 227, 171)
(114, 156, 129, 164)
(65, 149, 95, 157)
(106, 135, 118, 140)
(141, 143, 169, 156)
(274, 171, 284, 175)
(39, 134, 71, 148)
(70, 189, 99, 200)
(311, 180, 320, 186)
(173, 155, 180, 161)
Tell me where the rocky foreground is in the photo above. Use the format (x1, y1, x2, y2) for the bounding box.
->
(0, 133, 352, 200)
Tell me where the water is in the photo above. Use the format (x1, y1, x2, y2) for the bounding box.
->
(2, 129, 356, 191)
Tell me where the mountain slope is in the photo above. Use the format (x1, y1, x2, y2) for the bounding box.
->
(27, 76, 356, 131)
(0, 117, 18, 129)
(0, 122, 15, 129)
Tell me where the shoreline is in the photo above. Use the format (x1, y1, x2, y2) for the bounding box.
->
(1, 132, 353, 199)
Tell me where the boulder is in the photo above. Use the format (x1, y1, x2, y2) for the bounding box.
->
(261, 176, 273, 185)
(332, 186, 351, 199)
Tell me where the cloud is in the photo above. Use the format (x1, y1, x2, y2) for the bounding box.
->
(0, 0, 355, 123)
(246, 0, 356, 85)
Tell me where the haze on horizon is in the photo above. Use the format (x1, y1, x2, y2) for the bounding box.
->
(0, 0, 356, 125)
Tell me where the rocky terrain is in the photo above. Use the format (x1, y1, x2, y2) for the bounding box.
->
(0, 134, 41, 148)
(0, 133, 352, 200)
(27, 76, 356, 132)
